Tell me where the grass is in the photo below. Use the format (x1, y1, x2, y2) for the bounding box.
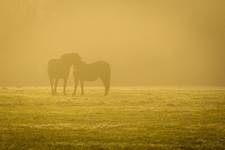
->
(0, 87, 225, 150)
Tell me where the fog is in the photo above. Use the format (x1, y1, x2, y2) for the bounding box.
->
(0, 0, 225, 86)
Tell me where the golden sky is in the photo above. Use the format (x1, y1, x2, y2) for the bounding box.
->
(0, 0, 225, 86)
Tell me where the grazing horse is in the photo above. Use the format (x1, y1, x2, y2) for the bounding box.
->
(48, 53, 81, 95)
(73, 60, 111, 96)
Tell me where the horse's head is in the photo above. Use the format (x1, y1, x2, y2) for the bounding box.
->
(60, 53, 81, 66)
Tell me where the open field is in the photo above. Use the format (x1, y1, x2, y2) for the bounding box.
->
(0, 87, 225, 150)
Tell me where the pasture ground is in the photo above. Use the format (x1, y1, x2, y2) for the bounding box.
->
(0, 87, 225, 150)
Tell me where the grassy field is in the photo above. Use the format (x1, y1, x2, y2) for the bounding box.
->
(0, 87, 225, 150)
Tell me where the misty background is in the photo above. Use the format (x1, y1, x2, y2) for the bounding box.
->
(0, 0, 225, 86)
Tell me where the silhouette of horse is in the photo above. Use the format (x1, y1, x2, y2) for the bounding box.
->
(73, 60, 111, 96)
(48, 53, 81, 95)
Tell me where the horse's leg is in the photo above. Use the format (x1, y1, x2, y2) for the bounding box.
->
(101, 77, 110, 96)
(80, 80, 84, 95)
(105, 80, 110, 96)
(63, 77, 68, 96)
(49, 77, 54, 95)
(73, 78, 79, 96)
(54, 78, 59, 95)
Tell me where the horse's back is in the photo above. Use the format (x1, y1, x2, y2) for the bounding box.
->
(92, 61, 110, 71)
(80, 61, 110, 80)
(88, 61, 110, 76)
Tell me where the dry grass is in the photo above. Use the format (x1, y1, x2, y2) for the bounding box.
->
(0, 87, 225, 150)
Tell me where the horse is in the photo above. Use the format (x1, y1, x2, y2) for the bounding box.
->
(73, 60, 111, 96)
(48, 53, 81, 95)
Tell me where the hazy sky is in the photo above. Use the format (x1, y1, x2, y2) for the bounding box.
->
(0, 0, 225, 86)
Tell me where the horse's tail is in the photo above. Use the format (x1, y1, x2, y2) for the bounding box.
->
(47, 61, 53, 80)
(104, 63, 111, 95)
(48, 59, 58, 95)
